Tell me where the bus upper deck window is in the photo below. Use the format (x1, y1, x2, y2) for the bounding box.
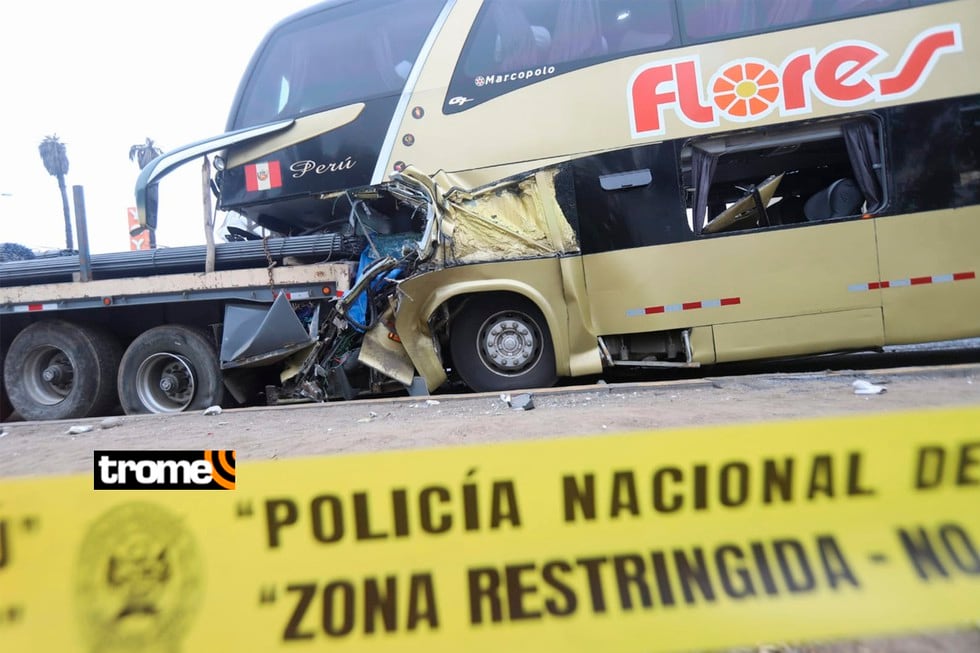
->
(549, 0, 607, 64)
(231, 0, 445, 129)
(467, 1, 552, 74)
(611, 1, 676, 54)
(756, 0, 816, 28)
(829, 0, 908, 18)
(680, 0, 755, 40)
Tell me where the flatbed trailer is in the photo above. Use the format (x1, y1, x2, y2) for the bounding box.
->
(0, 249, 364, 421)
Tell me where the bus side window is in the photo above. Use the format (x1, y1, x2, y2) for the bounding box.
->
(679, 0, 819, 41)
(450, 0, 682, 112)
(549, 0, 607, 64)
(683, 120, 885, 236)
(462, 0, 552, 76)
(754, 0, 817, 28)
(676, 0, 922, 42)
(603, 1, 677, 55)
(548, 0, 680, 63)
(679, 0, 755, 41)
(826, 0, 909, 19)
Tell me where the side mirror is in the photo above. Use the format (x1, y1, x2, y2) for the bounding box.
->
(133, 118, 295, 231)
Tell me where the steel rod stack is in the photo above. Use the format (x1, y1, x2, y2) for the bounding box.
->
(0, 233, 365, 286)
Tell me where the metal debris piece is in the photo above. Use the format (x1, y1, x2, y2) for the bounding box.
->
(507, 393, 535, 411)
(852, 380, 887, 395)
(357, 411, 379, 423)
(67, 425, 94, 435)
(425, 399, 440, 406)
(220, 292, 316, 369)
(203, 405, 223, 416)
(100, 416, 124, 430)
(358, 315, 415, 386)
(408, 376, 429, 397)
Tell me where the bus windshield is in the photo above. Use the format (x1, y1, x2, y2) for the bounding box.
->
(231, 0, 446, 129)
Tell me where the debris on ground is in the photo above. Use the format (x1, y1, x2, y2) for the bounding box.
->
(99, 416, 123, 430)
(852, 379, 887, 395)
(425, 399, 441, 406)
(203, 405, 222, 416)
(67, 425, 93, 435)
(500, 393, 535, 411)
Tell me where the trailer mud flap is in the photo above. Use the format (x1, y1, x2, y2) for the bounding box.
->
(220, 293, 316, 369)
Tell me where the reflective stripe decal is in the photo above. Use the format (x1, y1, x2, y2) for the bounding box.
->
(627, 296, 740, 317)
(13, 303, 58, 312)
(848, 271, 975, 292)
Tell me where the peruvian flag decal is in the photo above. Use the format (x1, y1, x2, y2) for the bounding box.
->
(244, 160, 283, 192)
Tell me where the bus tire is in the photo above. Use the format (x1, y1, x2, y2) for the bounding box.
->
(4, 320, 121, 421)
(449, 293, 557, 393)
(118, 325, 223, 414)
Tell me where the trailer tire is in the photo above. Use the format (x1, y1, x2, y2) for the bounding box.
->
(118, 325, 223, 414)
(4, 320, 122, 421)
(450, 293, 557, 393)
(0, 350, 12, 421)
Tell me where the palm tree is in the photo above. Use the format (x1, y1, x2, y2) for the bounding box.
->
(38, 134, 73, 251)
(129, 137, 163, 248)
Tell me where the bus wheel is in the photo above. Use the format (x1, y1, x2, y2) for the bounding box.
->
(118, 325, 224, 414)
(450, 294, 557, 393)
(4, 320, 121, 421)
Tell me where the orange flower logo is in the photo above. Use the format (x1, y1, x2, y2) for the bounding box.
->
(711, 60, 781, 120)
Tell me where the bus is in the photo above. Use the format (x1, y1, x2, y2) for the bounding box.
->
(134, 0, 978, 399)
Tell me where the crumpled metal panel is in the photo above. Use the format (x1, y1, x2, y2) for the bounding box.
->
(430, 168, 578, 265)
(220, 292, 316, 369)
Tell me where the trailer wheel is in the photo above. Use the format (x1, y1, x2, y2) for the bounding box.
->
(118, 325, 223, 414)
(4, 320, 121, 421)
(0, 350, 12, 421)
(449, 294, 557, 393)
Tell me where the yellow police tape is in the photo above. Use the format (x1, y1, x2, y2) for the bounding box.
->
(1, 407, 978, 652)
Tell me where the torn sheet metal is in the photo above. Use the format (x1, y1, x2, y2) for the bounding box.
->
(389, 167, 578, 266)
(357, 316, 415, 386)
(438, 169, 578, 264)
(220, 292, 316, 369)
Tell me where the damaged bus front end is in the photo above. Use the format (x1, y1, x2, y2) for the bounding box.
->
(260, 162, 589, 403)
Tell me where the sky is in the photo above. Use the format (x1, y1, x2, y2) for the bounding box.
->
(0, 0, 317, 254)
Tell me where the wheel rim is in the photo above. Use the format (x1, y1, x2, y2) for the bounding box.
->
(23, 346, 74, 405)
(476, 310, 543, 377)
(135, 353, 197, 413)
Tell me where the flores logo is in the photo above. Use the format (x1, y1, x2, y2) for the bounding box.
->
(629, 24, 962, 137)
(94, 450, 236, 490)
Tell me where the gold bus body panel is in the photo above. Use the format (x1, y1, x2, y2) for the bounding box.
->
(581, 219, 881, 335)
(876, 207, 980, 344)
(713, 308, 884, 363)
